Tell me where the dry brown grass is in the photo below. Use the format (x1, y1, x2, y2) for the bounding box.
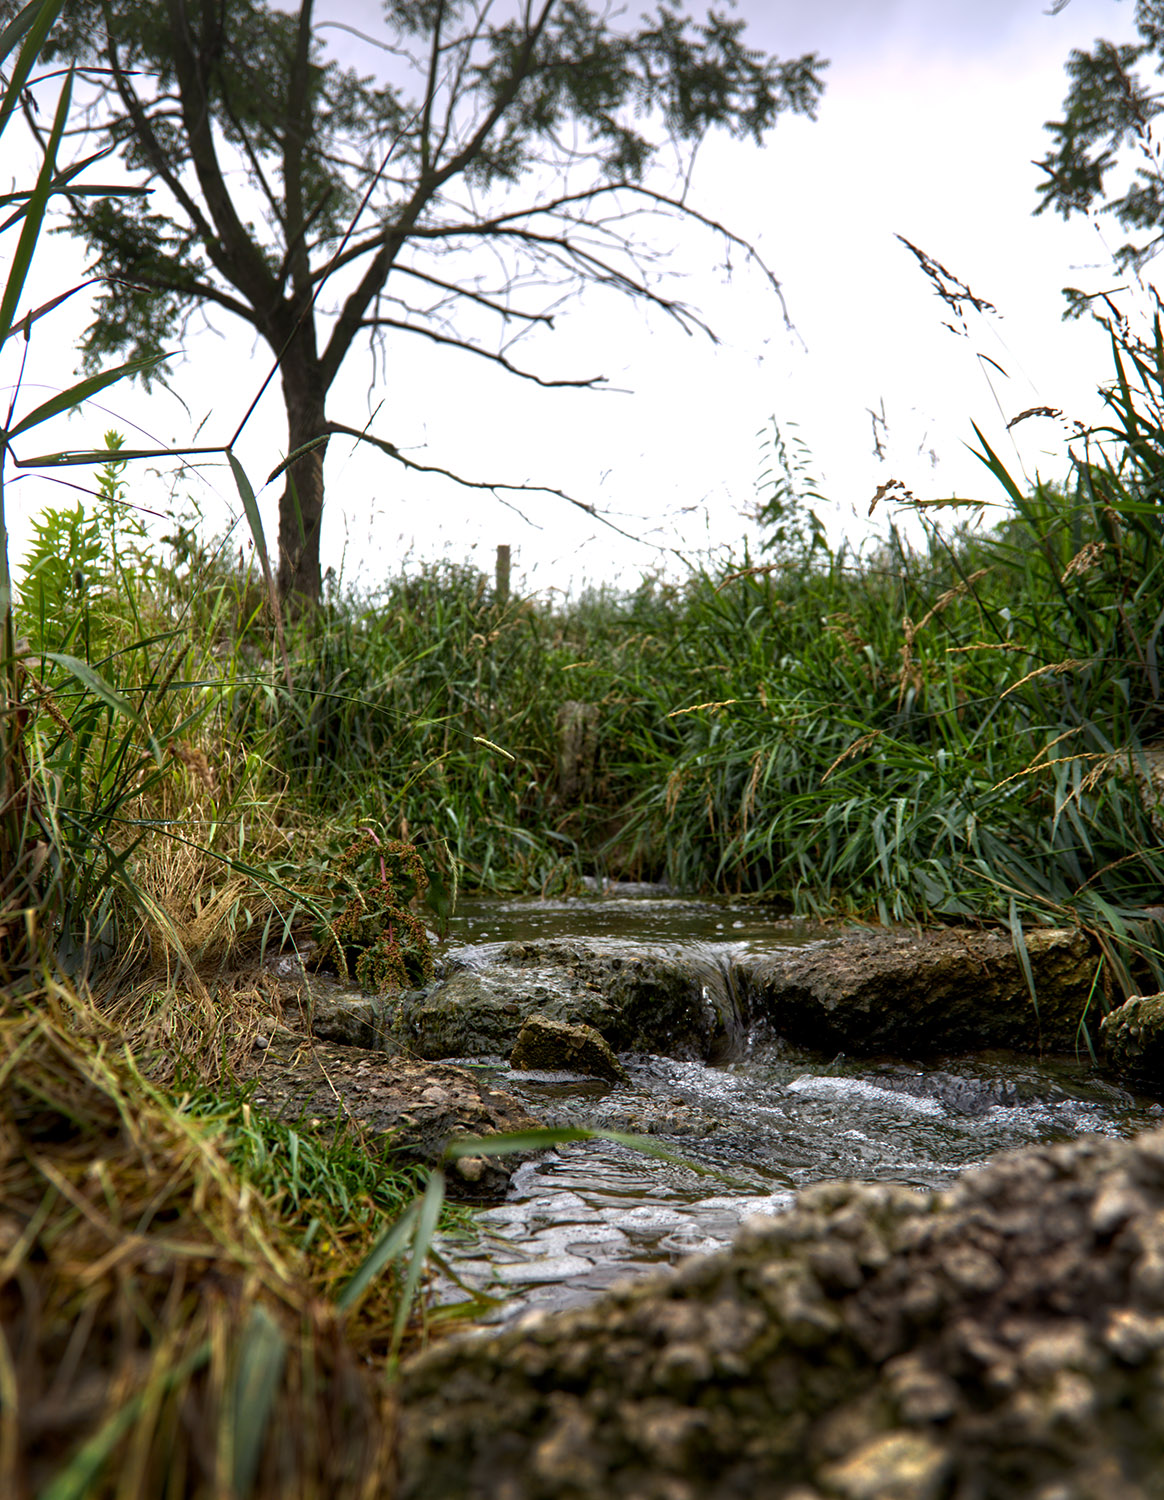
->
(0, 980, 397, 1500)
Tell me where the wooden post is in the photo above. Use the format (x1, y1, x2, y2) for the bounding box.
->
(495, 544, 511, 606)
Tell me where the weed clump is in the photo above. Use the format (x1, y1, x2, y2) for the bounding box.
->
(310, 825, 435, 991)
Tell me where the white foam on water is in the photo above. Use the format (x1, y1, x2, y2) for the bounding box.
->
(690, 1191, 796, 1219)
(491, 1254, 596, 1284)
(598, 1203, 688, 1234)
(787, 1074, 946, 1115)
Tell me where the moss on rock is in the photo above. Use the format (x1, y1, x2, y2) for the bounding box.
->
(1102, 992, 1164, 1087)
(509, 1013, 629, 1083)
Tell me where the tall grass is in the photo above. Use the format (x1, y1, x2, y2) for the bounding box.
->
(0, 0, 290, 995)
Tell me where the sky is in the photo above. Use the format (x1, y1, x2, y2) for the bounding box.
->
(2, 0, 1153, 597)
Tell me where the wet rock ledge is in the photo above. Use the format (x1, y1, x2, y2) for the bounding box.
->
(309, 924, 1103, 1064)
(737, 924, 1099, 1056)
(398, 1126, 1164, 1499)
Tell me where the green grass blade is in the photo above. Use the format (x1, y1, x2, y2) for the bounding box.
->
(9, 354, 170, 437)
(335, 1201, 420, 1313)
(0, 60, 70, 350)
(390, 1167, 445, 1362)
(226, 452, 274, 599)
(41, 652, 141, 725)
(0, 0, 63, 139)
(229, 1305, 287, 1500)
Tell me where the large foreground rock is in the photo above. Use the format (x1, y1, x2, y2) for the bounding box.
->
(739, 925, 1099, 1055)
(399, 1127, 1164, 1498)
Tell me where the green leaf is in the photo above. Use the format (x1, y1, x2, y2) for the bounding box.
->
(0, 0, 64, 139)
(42, 652, 141, 724)
(227, 452, 273, 587)
(390, 1167, 445, 1361)
(0, 56, 70, 350)
(230, 1305, 287, 1500)
(8, 353, 171, 436)
(967, 424, 1026, 508)
(16, 444, 219, 467)
(336, 1201, 419, 1313)
(227, 450, 291, 685)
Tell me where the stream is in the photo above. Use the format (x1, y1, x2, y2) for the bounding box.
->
(429, 886, 1162, 1322)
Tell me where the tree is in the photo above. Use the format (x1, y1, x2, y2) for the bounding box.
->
(1036, 0, 1164, 298)
(25, 0, 826, 604)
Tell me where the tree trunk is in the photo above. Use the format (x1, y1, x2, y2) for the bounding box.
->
(276, 362, 329, 605)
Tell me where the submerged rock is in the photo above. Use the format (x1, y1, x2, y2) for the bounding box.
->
(510, 1013, 629, 1083)
(738, 925, 1099, 1056)
(1103, 992, 1164, 1086)
(398, 1127, 1164, 1498)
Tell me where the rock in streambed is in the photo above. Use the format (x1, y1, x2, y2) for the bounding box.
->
(397, 1126, 1164, 1498)
(1103, 992, 1164, 1087)
(510, 1014, 630, 1084)
(736, 924, 1100, 1056)
(391, 938, 742, 1061)
(309, 924, 1103, 1065)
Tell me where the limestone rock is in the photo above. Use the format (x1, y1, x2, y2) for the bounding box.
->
(738, 925, 1099, 1055)
(1102, 992, 1164, 1086)
(305, 992, 390, 1049)
(287, 923, 1104, 1069)
(397, 1128, 1164, 1497)
(510, 1013, 629, 1083)
(391, 938, 736, 1061)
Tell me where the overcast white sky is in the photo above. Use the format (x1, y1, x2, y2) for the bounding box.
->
(3, 0, 1153, 596)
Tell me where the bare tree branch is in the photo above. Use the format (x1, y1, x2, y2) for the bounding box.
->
(321, 418, 650, 545)
(320, 0, 559, 386)
(357, 315, 604, 387)
(391, 264, 558, 327)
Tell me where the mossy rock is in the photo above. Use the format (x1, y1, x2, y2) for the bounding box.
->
(1101, 992, 1164, 1086)
(510, 1014, 629, 1083)
(739, 926, 1100, 1055)
(391, 939, 729, 1060)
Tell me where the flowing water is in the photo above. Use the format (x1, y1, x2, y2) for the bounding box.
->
(430, 888, 1162, 1322)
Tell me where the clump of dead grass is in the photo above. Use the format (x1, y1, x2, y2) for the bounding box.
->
(0, 980, 397, 1500)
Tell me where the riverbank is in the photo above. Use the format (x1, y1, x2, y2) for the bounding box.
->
(244, 889, 1162, 1323)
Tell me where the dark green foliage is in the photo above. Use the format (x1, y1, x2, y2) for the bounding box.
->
(0, 2, 163, 989)
(1037, 0, 1164, 283)
(229, 559, 674, 893)
(204, 315, 1164, 1008)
